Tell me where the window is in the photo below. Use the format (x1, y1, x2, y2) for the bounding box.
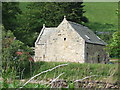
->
(98, 55, 100, 63)
(64, 38, 66, 41)
(86, 53, 88, 61)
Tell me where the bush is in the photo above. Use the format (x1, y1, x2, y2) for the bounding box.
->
(2, 26, 34, 80)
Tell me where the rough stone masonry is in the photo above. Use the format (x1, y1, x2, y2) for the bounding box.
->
(34, 16, 109, 63)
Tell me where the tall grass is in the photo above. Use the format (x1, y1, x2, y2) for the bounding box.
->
(24, 61, 118, 83)
(1, 61, 118, 88)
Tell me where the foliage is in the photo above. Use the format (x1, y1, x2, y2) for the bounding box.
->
(2, 2, 22, 31)
(2, 2, 37, 46)
(2, 26, 34, 80)
(26, 2, 88, 32)
(107, 31, 120, 58)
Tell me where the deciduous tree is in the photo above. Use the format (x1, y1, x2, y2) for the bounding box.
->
(107, 31, 120, 58)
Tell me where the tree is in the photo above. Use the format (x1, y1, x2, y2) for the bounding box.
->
(25, 2, 88, 32)
(2, 2, 22, 31)
(15, 2, 88, 46)
(2, 25, 33, 79)
(14, 11, 38, 46)
(107, 31, 120, 58)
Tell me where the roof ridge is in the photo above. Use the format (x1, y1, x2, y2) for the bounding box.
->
(68, 21, 83, 26)
(68, 21, 88, 29)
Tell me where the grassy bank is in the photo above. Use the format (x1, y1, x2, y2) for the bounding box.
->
(1, 62, 119, 88)
(24, 62, 119, 83)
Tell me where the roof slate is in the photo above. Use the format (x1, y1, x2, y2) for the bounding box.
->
(68, 21, 107, 45)
(37, 28, 57, 44)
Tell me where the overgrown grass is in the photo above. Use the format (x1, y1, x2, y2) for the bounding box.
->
(1, 61, 119, 88)
(0, 80, 48, 88)
(24, 61, 119, 83)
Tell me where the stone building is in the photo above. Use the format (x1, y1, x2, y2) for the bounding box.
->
(34, 16, 109, 63)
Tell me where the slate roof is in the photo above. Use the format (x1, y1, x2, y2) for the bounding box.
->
(36, 18, 107, 46)
(68, 21, 107, 45)
(36, 27, 57, 44)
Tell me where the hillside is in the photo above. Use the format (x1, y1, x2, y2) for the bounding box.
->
(83, 2, 118, 25)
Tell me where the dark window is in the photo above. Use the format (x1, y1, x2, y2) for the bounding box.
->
(98, 55, 100, 63)
(64, 38, 66, 41)
(86, 53, 88, 61)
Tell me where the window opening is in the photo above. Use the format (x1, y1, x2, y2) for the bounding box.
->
(86, 53, 88, 61)
(64, 38, 66, 41)
(98, 55, 100, 63)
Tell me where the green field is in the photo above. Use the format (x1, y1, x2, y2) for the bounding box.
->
(83, 2, 118, 25)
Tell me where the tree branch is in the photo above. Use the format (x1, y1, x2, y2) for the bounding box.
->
(47, 72, 64, 88)
(19, 63, 68, 88)
(74, 75, 100, 82)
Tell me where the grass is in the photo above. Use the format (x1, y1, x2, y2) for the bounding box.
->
(24, 61, 119, 83)
(1, 61, 119, 88)
(83, 2, 118, 25)
(0, 79, 48, 88)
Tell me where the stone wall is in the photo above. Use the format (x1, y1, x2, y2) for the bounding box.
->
(85, 43, 109, 63)
(35, 20, 85, 63)
(34, 18, 109, 63)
